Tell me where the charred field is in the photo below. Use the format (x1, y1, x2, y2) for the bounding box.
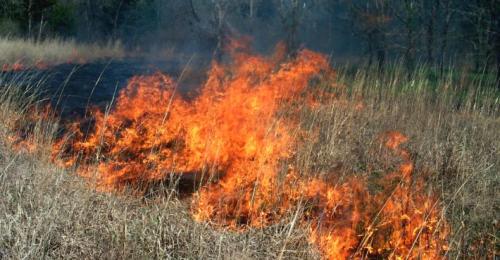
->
(0, 42, 499, 259)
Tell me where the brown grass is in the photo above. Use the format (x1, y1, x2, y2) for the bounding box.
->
(0, 64, 498, 258)
(0, 74, 316, 259)
(297, 65, 499, 258)
(0, 37, 124, 68)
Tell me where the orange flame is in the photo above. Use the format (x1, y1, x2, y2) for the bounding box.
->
(1, 61, 25, 72)
(54, 42, 448, 259)
(3, 104, 53, 153)
(1, 53, 86, 72)
(55, 42, 329, 188)
(1, 61, 50, 72)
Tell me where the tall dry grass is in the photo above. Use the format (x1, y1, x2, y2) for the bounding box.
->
(0, 37, 124, 68)
(296, 64, 499, 258)
(0, 64, 498, 258)
(0, 73, 316, 259)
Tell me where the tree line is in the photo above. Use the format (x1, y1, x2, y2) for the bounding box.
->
(1, 0, 498, 77)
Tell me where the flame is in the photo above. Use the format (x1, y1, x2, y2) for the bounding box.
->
(2, 104, 53, 153)
(54, 42, 449, 259)
(1, 51, 87, 72)
(1, 60, 51, 72)
(1, 61, 25, 72)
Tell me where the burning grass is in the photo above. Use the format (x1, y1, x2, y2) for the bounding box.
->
(0, 37, 124, 71)
(0, 72, 317, 259)
(50, 42, 452, 258)
(1, 42, 499, 258)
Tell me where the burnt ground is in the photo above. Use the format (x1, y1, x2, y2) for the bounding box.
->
(9, 58, 211, 194)
(4, 57, 208, 119)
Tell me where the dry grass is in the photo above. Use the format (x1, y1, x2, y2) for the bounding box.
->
(0, 37, 124, 67)
(0, 64, 498, 258)
(296, 65, 499, 258)
(0, 74, 316, 259)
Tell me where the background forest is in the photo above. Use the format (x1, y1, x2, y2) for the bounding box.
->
(1, 0, 499, 77)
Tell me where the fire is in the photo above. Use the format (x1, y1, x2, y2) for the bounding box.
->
(2, 104, 53, 153)
(1, 60, 51, 72)
(54, 41, 329, 188)
(1, 61, 25, 72)
(1, 52, 86, 72)
(193, 130, 449, 259)
(54, 41, 449, 259)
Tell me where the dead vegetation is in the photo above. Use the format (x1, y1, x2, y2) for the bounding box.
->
(0, 73, 317, 259)
(0, 37, 124, 69)
(0, 63, 498, 259)
(298, 65, 499, 258)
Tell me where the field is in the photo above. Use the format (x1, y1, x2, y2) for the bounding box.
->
(0, 37, 124, 71)
(0, 42, 498, 259)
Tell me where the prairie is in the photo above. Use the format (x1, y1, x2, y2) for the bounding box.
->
(0, 61, 498, 259)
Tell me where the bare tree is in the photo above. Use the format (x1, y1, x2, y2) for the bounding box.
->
(211, 0, 232, 59)
(344, 0, 391, 71)
(438, 0, 453, 73)
(276, 0, 305, 57)
(189, 0, 200, 23)
(423, 0, 439, 64)
(112, 0, 124, 40)
(392, 0, 422, 71)
(27, 0, 32, 37)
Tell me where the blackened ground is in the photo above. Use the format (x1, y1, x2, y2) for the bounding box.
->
(5, 58, 208, 119)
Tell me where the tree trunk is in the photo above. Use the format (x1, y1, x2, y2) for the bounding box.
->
(85, 0, 95, 40)
(483, 0, 500, 89)
(403, 0, 417, 72)
(28, 0, 33, 38)
(439, 0, 451, 74)
(496, 52, 500, 90)
(493, 1, 500, 89)
(278, 0, 301, 57)
(155, 0, 162, 35)
(425, 0, 438, 64)
(287, 0, 300, 57)
(189, 0, 200, 22)
(112, 0, 124, 40)
(212, 1, 227, 61)
(376, 31, 386, 73)
(37, 13, 43, 42)
(249, 0, 254, 18)
(367, 34, 373, 69)
(406, 26, 416, 72)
